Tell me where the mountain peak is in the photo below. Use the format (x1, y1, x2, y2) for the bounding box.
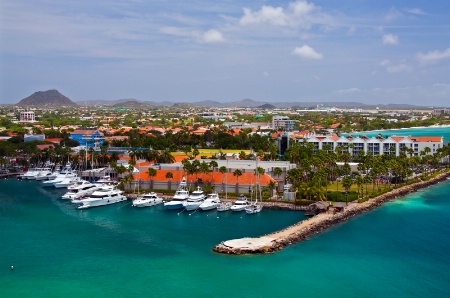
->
(17, 89, 78, 107)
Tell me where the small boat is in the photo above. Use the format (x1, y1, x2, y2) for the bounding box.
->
(230, 194, 249, 212)
(199, 192, 221, 211)
(184, 187, 206, 211)
(132, 192, 163, 207)
(77, 186, 127, 209)
(217, 201, 232, 212)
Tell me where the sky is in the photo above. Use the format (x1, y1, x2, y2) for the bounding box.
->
(1, 0, 450, 106)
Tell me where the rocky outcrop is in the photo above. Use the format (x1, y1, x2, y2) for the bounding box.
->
(213, 172, 450, 255)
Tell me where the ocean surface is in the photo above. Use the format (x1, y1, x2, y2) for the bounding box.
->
(1, 178, 450, 297)
(1, 126, 450, 297)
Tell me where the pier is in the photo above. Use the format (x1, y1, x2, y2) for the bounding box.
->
(213, 171, 450, 255)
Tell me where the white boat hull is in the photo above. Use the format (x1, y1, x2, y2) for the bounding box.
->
(132, 198, 163, 207)
(164, 201, 186, 210)
(184, 201, 203, 211)
(78, 195, 127, 209)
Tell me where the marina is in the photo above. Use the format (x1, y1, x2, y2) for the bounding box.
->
(2, 177, 450, 297)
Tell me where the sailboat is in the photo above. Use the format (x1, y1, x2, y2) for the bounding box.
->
(245, 158, 263, 214)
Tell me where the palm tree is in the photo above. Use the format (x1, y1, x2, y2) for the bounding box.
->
(268, 180, 277, 198)
(342, 176, 353, 205)
(165, 171, 173, 190)
(273, 167, 283, 181)
(233, 169, 243, 193)
(147, 167, 157, 190)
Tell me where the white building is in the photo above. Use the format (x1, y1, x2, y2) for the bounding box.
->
(272, 116, 296, 131)
(305, 135, 443, 157)
(20, 111, 35, 122)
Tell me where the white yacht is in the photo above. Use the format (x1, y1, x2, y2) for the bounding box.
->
(34, 168, 53, 180)
(132, 192, 163, 207)
(199, 192, 221, 211)
(21, 168, 39, 180)
(77, 186, 127, 209)
(164, 177, 190, 210)
(164, 188, 190, 210)
(43, 172, 77, 187)
(62, 182, 98, 200)
(184, 187, 206, 211)
(54, 176, 81, 188)
(230, 194, 249, 212)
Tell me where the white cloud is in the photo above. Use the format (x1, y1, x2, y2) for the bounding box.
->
(406, 8, 425, 15)
(292, 45, 323, 60)
(201, 29, 225, 43)
(240, 6, 288, 26)
(289, 1, 315, 16)
(238, 0, 328, 29)
(380, 59, 411, 73)
(382, 34, 398, 45)
(262, 71, 269, 77)
(417, 48, 450, 65)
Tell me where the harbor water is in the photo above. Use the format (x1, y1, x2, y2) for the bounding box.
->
(1, 178, 450, 297)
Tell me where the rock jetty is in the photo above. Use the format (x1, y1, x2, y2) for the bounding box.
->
(213, 172, 450, 255)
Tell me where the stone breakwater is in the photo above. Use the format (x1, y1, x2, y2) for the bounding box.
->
(213, 172, 450, 255)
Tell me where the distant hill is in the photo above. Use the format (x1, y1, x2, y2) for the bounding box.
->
(17, 89, 77, 107)
(111, 100, 154, 109)
(74, 98, 432, 109)
(258, 103, 276, 109)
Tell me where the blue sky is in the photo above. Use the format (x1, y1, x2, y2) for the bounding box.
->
(1, 0, 450, 106)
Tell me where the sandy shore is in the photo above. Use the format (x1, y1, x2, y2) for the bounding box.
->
(213, 171, 450, 255)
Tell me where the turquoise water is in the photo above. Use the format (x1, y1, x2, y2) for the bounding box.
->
(1, 179, 450, 297)
(347, 125, 450, 144)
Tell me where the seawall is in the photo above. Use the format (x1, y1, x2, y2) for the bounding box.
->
(213, 172, 450, 255)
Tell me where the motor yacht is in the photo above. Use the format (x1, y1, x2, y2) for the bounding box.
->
(21, 168, 39, 180)
(33, 168, 53, 180)
(230, 194, 249, 212)
(184, 187, 206, 211)
(199, 192, 221, 211)
(164, 188, 190, 210)
(54, 176, 80, 188)
(77, 186, 127, 209)
(62, 182, 99, 200)
(43, 172, 77, 187)
(132, 192, 163, 207)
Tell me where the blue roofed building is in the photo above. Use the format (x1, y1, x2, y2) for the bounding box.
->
(69, 129, 104, 148)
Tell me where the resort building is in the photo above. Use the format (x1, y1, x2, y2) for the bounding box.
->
(69, 129, 105, 148)
(272, 116, 296, 131)
(304, 135, 443, 157)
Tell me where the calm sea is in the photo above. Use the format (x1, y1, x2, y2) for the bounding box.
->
(1, 177, 450, 297)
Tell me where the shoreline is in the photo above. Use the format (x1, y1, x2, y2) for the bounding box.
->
(213, 171, 450, 255)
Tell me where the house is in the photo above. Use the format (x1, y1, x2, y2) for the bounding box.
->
(69, 129, 104, 148)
